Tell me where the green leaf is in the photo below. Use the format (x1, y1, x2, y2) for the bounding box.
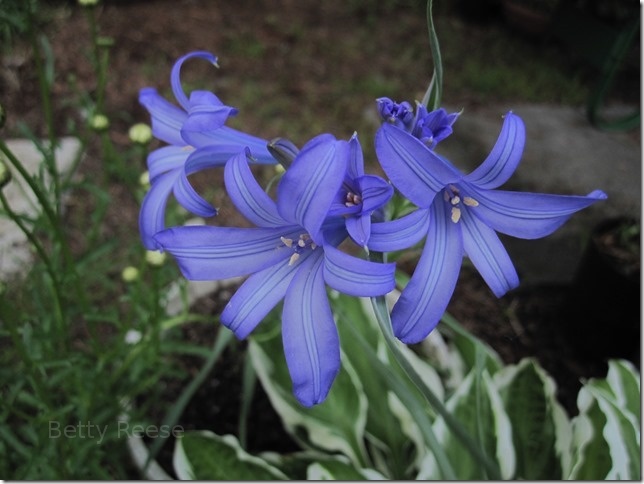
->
(605, 359, 640, 427)
(432, 370, 515, 479)
(248, 321, 369, 468)
(173, 430, 287, 480)
(568, 388, 613, 479)
(494, 358, 572, 479)
(306, 457, 387, 480)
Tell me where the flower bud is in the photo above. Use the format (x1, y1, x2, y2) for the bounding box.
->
(129, 123, 152, 145)
(78, 0, 99, 6)
(124, 329, 143, 345)
(90, 113, 109, 132)
(121, 266, 139, 282)
(145, 250, 166, 266)
(139, 171, 150, 189)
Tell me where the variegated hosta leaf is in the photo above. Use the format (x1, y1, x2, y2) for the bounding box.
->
(248, 329, 369, 468)
(430, 369, 515, 479)
(306, 456, 387, 480)
(493, 358, 572, 479)
(173, 430, 287, 480)
(569, 360, 641, 480)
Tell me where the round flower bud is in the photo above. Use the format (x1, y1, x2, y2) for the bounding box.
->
(121, 266, 139, 282)
(124, 329, 143, 345)
(78, 0, 99, 6)
(139, 171, 150, 189)
(90, 113, 110, 132)
(129, 123, 153, 145)
(145, 250, 166, 266)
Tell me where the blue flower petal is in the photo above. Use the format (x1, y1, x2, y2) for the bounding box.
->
(467, 187, 608, 239)
(346, 214, 371, 248)
(391, 199, 463, 343)
(221, 255, 304, 339)
(347, 133, 364, 180)
(170, 51, 219, 111)
(375, 123, 460, 208)
(139, 170, 178, 249)
(154, 225, 299, 280)
(224, 150, 286, 227)
(323, 244, 395, 296)
(464, 112, 525, 190)
(282, 253, 340, 407)
(460, 206, 519, 297)
(147, 146, 191, 181)
(356, 175, 393, 214)
(368, 209, 430, 252)
(277, 134, 348, 243)
(139, 88, 187, 146)
(173, 172, 217, 218)
(181, 91, 239, 146)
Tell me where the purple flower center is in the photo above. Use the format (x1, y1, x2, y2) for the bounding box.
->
(280, 234, 318, 265)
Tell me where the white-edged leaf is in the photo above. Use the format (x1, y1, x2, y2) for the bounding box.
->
(248, 332, 369, 467)
(306, 456, 387, 480)
(493, 358, 572, 479)
(605, 359, 640, 428)
(173, 430, 287, 480)
(432, 370, 515, 479)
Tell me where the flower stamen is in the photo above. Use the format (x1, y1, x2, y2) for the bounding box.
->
(463, 196, 479, 207)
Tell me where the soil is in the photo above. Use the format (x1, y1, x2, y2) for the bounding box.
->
(1, 0, 639, 478)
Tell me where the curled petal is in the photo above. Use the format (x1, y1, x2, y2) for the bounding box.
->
(154, 225, 299, 280)
(323, 245, 395, 296)
(464, 112, 525, 189)
(170, 51, 219, 111)
(346, 214, 371, 248)
(391, 199, 463, 344)
(375, 123, 460, 208)
(221, 255, 305, 339)
(181, 91, 238, 139)
(139, 170, 178, 249)
(356, 175, 393, 214)
(282, 253, 340, 407)
(184, 144, 246, 173)
(139, 88, 187, 146)
(368, 209, 430, 252)
(467, 187, 608, 239)
(224, 150, 285, 227)
(277, 134, 348, 243)
(174, 172, 217, 218)
(148, 146, 191, 181)
(460, 206, 519, 297)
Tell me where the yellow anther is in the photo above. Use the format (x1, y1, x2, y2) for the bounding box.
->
(311, 242, 317, 250)
(297, 238, 306, 248)
(288, 253, 300, 266)
(451, 207, 462, 223)
(451, 196, 461, 205)
(463, 196, 479, 207)
(280, 237, 293, 248)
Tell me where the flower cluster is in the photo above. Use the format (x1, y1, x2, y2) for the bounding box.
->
(139, 53, 606, 406)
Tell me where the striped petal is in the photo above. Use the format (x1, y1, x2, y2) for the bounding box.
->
(153, 225, 299, 280)
(139, 87, 186, 146)
(347, 133, 364, 180)
(277, 134, 348, 243)
(170, 51, 219, 111)
(391, 198, 463, 344)
(224, 150, 285, 227)
(460, 206, 519, 297)
(375, 123, 460, 208)
(282, 253, 340, 407)
(220, 254, 306, 339)
(467, 186, 608, 239)
(173, 172, 217, 218)
(323, 245, 395, 297)
(356, 175, 393, 214)
(346, 214, 371, 248)
(464, 112, 525, 189)
(368, 208, 430, 252)
(147, 146, 191, 181)
(139, 170, 178, 249)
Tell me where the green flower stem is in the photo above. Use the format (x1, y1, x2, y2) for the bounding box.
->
(421, 0, 443, 110)
(0, 188, 66, 345)
(370, 292, 502, 479)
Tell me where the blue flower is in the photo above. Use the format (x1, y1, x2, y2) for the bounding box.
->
(375, 111, 607, 344)
(138, 51, 275, 249)
(154, 135, 396, 406)
(376, 97, 459, 148)
(326, 134, 394, 249)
